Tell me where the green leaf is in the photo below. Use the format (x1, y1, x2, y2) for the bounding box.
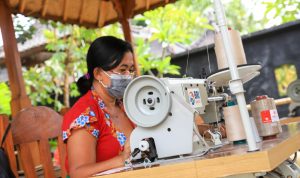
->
(44, 30, 55, 40)
(0, 83, 11, 115)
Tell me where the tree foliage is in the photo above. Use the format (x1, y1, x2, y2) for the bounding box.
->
(224, 0, 265, 34)
(0, 82, 11, 115)
(133, 1, 214, 76)
(263, 0, 300, 25)
(5, 0, 299, 111)
(13, 14, 36, 44)
(21, 22, 131, 110)
(23, 22, 101, 111)
(136, 36, 180, 77)
(143, 3, 213, 45)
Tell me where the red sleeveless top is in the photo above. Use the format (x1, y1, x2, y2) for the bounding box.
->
(62, 90, 131, 172)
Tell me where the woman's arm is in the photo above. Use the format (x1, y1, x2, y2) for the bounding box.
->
(67, 128, 130, 178)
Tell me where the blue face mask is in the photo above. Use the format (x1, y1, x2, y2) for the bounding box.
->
(99, 71, 132, 99)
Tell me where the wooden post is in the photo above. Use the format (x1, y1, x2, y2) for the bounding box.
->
(112, 0, 141, 76)
(0, 0, 41, 168)
(0, 115, 18, 177)
(0, 0, 31, 117)
(121, 19, 141, 76)
(121, 19, 133, 44)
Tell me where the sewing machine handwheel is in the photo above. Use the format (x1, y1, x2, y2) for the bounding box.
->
(124, 75, 171, 127)
(287, 80, 300, 102)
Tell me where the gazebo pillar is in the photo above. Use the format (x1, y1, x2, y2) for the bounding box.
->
(121, 19, 141, 76)
(112, 0, 141, 76)
(0, 0, 41, 167)
(0, 0, 31, 117)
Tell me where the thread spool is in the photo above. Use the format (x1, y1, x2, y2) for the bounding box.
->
(214, 29, 247, 70)
(250, 95, 282, 139)
(223, 104, 246, 143)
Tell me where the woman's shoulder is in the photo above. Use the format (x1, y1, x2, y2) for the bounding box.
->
(62, 91, 101, 126)
(62, 90, 103, 141)
(65, 91, 97, 115)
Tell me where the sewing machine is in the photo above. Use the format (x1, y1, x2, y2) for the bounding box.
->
(287, 79, 300, 117)
(123, 76, 226, 164)
(120, 0, 300, 176)
(122, 75, 300, 178)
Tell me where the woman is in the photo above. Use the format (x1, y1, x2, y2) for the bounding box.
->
(62, 36, 135, 178)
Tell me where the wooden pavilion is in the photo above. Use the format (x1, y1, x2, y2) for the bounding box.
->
(0, 0, 176, 117)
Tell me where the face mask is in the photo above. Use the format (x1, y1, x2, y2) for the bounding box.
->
(99, 71, 132, 99)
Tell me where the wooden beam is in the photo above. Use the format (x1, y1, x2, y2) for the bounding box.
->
(146, 0, 150, 10)
(63, 0, 69, 21)
(79, 0, 86, 24)
(111, 0, 140, 76)
(0, 0, 31, 117)
(41, 0, 49, 17)
(98, 0, 108, 27)
(120, 19, 141, 76)
(19, 0, 27, 13)
(111, 0, 123, 19)
(121, 20, 133, 44)
(111, 0, 135, 19)
(124, 0, 135, 19)
(247, 97, 292, 110)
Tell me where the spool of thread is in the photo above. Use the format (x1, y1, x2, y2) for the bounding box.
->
(250, 95, 282, 139)
(214, 29, 247, 70)
(223, 104, 246, 143)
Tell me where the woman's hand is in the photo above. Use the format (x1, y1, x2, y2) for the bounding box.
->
(68, 129, 132, 178)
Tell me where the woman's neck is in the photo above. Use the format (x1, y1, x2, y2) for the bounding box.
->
(92, 80, 116, 107)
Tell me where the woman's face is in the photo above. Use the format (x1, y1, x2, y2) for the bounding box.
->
(108, 51, 135, 76)
(95, 51, 135, 90)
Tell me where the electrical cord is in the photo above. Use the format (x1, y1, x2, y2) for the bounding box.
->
(286, 152, 297, 164)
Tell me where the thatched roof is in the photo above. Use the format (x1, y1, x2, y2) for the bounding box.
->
(5, 0, 176, 28)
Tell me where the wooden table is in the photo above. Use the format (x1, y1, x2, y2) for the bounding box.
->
(93, 121, 300, 178)
(280, 116, 300, 125)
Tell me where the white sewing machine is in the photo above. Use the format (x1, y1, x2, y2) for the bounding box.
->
(123, 76, 226, 163)
(122, 74, 300, 178)
(120, 0, 300, 175)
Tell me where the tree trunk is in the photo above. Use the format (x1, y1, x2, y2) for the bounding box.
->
(63, 70, 70, 108)
(63, 51, 71, 108)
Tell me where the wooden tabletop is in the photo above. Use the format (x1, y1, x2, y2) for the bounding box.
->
(280, 116, 300, 125)
(93, 121, 300, 178)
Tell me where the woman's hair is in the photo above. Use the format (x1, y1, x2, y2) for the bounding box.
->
(76, 36, 133, 95)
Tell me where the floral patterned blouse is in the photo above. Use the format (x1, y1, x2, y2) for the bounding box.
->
(62, 89, 132, 172)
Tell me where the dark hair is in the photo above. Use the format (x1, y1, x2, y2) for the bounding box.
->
(76, 36, 133, 95)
